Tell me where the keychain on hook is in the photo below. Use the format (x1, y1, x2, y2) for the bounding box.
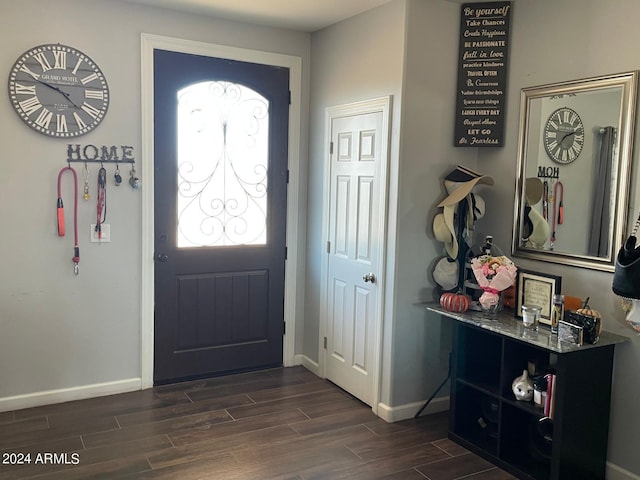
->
(83, 162, 90, 201)
(114, 163, 122, 186)
(129, 163, 141, 189)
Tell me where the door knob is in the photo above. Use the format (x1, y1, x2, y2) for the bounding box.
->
(154, 253, 169, 263)
(363, 273, 376, 284)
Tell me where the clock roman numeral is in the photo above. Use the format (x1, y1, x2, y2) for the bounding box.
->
(18, 96, 42, 116)
(568, 146, 578, 161)
(57, 114, 68, 133)
(71, 57, 83, 75)
(80, 72, 99, 85)
(53, 50, 67, 70)
(569, 111, 578, 125)
(73, 112, 87, 130)
(19, 64, 40, 80)
(34, 108, 53, 129)
(34, 52, 52, 72)
(14, 83, 36, 95)
(81, 102, 102, 119)
(85, 89, 104, 100)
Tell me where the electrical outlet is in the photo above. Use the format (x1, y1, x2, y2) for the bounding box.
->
(90, 224, 111, 243)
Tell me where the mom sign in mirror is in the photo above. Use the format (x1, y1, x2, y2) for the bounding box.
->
(512, 71, 638, 272)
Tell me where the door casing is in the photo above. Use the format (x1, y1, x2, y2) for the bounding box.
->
(319, 96, 392, 415)
(140, 33, 303, 388)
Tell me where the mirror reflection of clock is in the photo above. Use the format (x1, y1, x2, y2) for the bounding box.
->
(8, 44, 109, 138)
(543, 107, 585, 164)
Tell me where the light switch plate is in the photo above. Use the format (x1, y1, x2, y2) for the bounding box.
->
(90, 224, 111, 243)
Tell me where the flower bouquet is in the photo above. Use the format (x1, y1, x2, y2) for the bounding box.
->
(470, 254, 518, 312)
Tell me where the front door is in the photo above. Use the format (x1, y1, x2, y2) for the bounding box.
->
(153, 49, 289, 383)
(324, 104, 388, 406)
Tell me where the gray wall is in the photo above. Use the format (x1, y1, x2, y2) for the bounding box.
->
(391, 0, 478, 407)
(478, 0, 640, 475)
(306, 0, 407, 406)
(0, 0, 310, 398)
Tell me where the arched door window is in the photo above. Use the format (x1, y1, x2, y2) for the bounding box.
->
(176, 81, 269, 247)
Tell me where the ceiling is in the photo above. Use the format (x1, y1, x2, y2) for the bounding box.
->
(119, 0, 396, 32)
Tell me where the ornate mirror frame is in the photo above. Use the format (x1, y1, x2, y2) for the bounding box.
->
(512, 71, 638, 272)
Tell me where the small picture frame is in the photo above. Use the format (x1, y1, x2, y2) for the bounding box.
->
(515, 269, 562, 325)
(559, 320, 584, 346)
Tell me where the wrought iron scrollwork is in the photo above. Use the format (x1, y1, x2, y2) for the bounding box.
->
(176, 81, 269, 247)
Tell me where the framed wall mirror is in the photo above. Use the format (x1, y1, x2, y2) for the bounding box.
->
(512, 71, 638, 272)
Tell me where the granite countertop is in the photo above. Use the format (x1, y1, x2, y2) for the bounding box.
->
(425, 303, 630, 353)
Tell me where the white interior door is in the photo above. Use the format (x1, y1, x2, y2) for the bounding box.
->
(323, 100, 389, 407)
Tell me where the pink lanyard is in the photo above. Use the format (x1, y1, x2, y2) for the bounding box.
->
(57, 166, 80, 274)
(551, 181, 564, 245)
(542, 181, 549, 220)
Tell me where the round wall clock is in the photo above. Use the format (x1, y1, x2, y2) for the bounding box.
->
(8, 43, 109, 138)
(543, 106, 585, 164)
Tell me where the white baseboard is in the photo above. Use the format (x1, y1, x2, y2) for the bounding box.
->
(377, 395, 450, 423)
(0, 378, 143, 413)
(607, 462, 640, 480)
(297, 356, 449, 424)
(0, 357, 320, 414)
(298, 354, 320, 376)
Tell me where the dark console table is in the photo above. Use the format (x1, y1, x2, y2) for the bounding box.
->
(426, 304, 629, 480)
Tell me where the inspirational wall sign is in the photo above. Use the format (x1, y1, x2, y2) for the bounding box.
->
(454, 1, 512, 147)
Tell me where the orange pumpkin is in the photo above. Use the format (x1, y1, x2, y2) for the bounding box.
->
(576, 307, 601, 318)
(440, 292, 470, 313)
(576, 297, 601, 319)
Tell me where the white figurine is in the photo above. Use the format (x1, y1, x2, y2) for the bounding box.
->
(512, 369, 534, 402)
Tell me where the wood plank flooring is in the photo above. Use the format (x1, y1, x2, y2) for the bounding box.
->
(0, 367, 515, 479)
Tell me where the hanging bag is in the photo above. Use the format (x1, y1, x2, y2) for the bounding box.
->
(612, 212, 640, 299)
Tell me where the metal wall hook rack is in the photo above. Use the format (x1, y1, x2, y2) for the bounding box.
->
(65, 159, 136, 164)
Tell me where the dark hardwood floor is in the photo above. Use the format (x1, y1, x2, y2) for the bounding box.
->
(0, 366, 515, 479)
